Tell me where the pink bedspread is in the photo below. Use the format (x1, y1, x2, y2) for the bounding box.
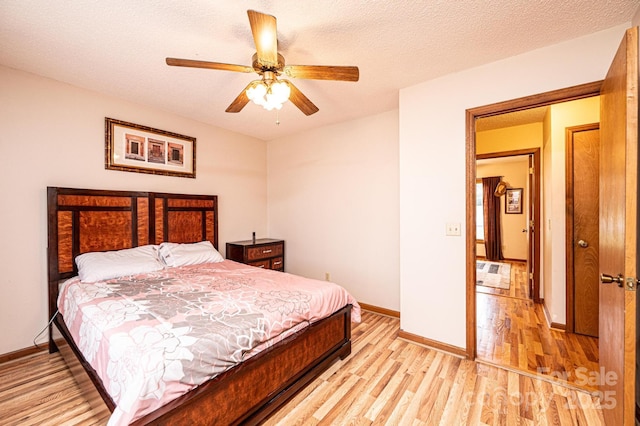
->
(57, 260, 360, 425)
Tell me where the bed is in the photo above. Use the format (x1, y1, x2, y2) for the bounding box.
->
(47, 187, 359, 425)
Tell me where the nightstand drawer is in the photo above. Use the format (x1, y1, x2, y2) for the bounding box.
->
(271, 257, 284, 271)
(246, 243, 283, 261)
(248, 259, 270, 269)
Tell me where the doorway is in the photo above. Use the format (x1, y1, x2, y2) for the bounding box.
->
(476, 149, 540, 302)
(466, 27, 639, 423)
(475, 151, 545, 377)
(465, 81, 603, 388)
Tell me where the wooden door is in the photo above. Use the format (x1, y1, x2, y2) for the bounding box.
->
(598, 26, 638, 426)
(527, 155, 534, 299)
(568, 124, 600, 337)
(527, 151, 541, 303)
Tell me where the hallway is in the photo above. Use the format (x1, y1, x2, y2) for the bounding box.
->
(476, 261, 599, 391)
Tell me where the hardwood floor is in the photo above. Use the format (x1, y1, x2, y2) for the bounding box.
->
(0, 311, 604, 425)
(476, 260, 600, 392)
(0, 346, 110, 425)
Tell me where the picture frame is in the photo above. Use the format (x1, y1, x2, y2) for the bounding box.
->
(505, 188, 523, 214)
(105, 117, 196, 178)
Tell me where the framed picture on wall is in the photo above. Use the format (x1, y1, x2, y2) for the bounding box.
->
(105, 117, 196, 178)
(505, 188, 523, 214)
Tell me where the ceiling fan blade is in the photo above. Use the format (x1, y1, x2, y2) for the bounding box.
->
(225, 83, 253, 113)
(283, 80, 319, 116)
(283, 65, 359, 82)
(247, 10, 278, 67)
(166, 57, 253, 73)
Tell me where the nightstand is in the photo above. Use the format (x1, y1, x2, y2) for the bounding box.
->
(226, 238, 285, 271)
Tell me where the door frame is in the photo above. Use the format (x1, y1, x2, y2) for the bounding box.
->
(465, 81, 602, 359)
(565, 122, 600, 335)
(477, 148, 540, 302)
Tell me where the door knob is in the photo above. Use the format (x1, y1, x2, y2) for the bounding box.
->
(601, 273, 624, 287)
(577, 239, 588, 248)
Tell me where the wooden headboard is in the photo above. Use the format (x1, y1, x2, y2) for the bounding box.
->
(47, 187, 218, 326)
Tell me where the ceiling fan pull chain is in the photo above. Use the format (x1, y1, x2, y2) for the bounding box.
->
(276, 109, 280, 126)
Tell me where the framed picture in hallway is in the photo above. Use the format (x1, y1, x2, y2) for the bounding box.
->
(505, 188, 522, 214)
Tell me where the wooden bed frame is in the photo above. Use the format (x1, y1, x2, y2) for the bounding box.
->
(47, 187, 352, 425)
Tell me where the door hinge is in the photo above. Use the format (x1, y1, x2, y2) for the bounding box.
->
(529, 167, 534, 175)
(529, 272, 534, 280)
(625, 277, 638, 291)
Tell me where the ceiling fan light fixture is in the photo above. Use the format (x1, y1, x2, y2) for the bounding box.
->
(268, 80, 290, 103)
(246, 81, 267, 101)
(246, 79, 290, 111)
(167, 10, 357, 116)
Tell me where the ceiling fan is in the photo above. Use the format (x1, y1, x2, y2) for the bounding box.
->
(166, 10, 359, 116)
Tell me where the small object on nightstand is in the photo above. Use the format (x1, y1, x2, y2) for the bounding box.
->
(226, 238, 285, 271)
(252, 232, 256, 244)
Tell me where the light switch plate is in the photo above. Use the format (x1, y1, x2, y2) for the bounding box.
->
(446, 222, 461, 236)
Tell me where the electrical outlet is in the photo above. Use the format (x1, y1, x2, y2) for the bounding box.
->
(446, 223, 461, 236)
(325, 272, 331, 281)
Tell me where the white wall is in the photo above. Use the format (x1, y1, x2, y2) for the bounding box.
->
(2, 23, 633, 357)
(399, 24, 629, 349)
(0, 66, 267, 355)
(267, 110, 399, 311)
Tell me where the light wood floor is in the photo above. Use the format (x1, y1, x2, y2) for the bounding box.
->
(476, 260, 600, 392)
(0, 311, 604, 425)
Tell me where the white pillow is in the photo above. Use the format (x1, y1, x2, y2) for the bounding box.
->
(75, 245, 163, 283)
(158, 240, 224, 267)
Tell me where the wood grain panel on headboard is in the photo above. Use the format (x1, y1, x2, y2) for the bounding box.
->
(48, 188, 148, 278)
(150, 193, 218, 246)
(47, 187, 218, 337)
(137, 197, 149, 246)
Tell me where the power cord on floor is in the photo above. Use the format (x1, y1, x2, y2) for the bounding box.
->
(32, 309, 59, 349)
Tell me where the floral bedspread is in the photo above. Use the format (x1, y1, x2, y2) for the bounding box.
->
(58, 260, 361, 425)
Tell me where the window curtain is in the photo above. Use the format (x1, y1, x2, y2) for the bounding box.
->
(482, 176, 503, 261)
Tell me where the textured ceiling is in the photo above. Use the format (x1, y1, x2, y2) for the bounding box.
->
(476, 106, 550, 132)
(0, 1, 637, 140)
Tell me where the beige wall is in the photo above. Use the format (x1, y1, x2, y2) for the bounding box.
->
(399, 24, 627, 349)
(477, 122, 543, 154)
(267, 110, 400, 311)
(543, 96, 600, 326)
(0, 66, 267, 355)
(542, 108, 552, 302)
(476, 157, 530, 260)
